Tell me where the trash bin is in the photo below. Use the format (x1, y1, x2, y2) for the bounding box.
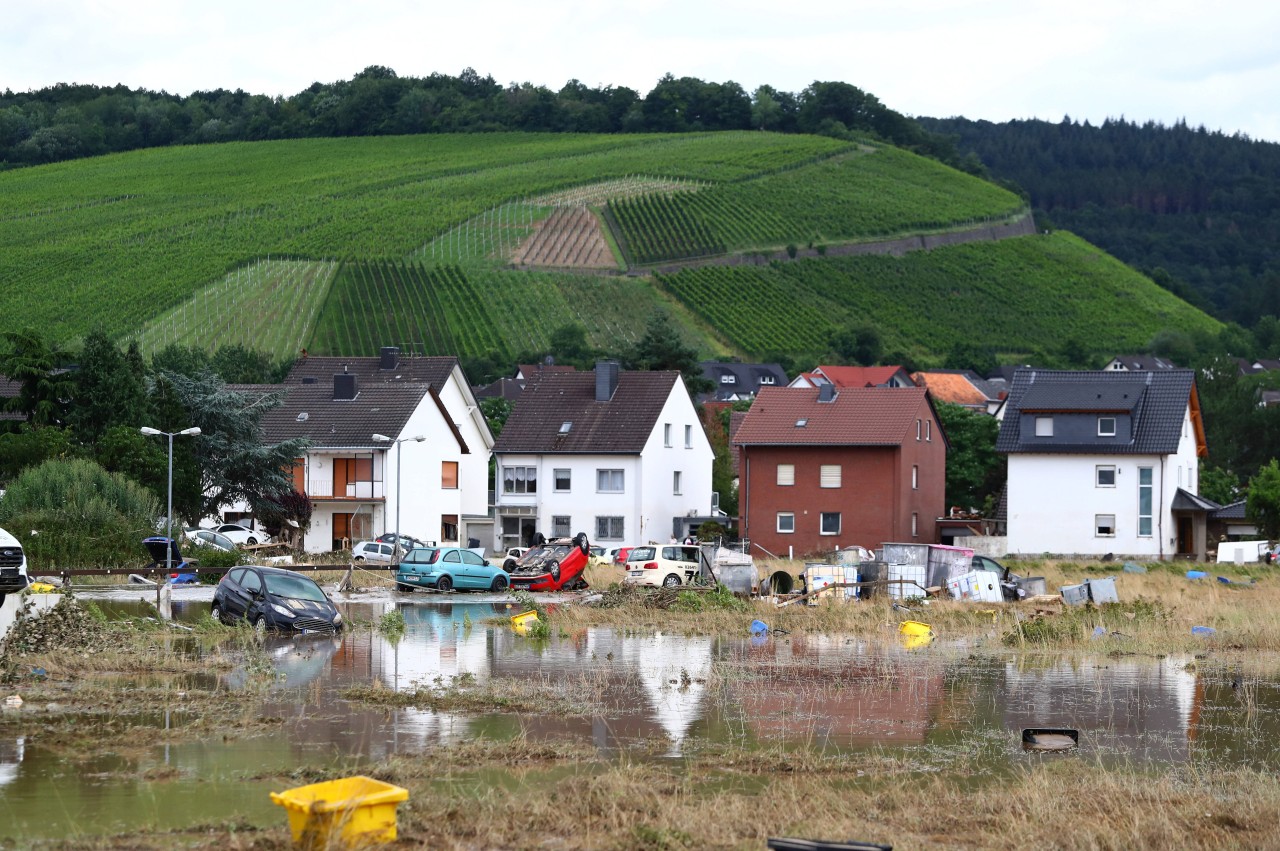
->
(270, 775, 409, 849)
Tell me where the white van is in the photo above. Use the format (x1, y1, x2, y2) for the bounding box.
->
(0, 527, 29, 608)
(1215, 540, 1269, 564)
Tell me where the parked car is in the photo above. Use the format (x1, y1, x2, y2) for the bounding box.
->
(587, 545, 609, 566)
(352, 541, 398, 562)
(611, 546, 634, 566)
(376, 532, 428, 550)
(500, 547, 530, 570)
(210, 565, 343, 634)
(508, 534, 591, 591)
(623, 545, 701, 588)
(0, 527, 29, 609)
(213, 523, 272, 546)
(395, 546, 510, 593)
(184, 528, 236, 552)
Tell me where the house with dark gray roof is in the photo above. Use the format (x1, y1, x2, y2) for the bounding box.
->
(996, 368, 1211, 560)
(259, 347, 493, 554)
(698, 361, 788, 402)
(491, 361, 713, 550)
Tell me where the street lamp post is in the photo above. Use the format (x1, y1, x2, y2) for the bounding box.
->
(141, 426, 202, 613)
(372, 433, 425, 566)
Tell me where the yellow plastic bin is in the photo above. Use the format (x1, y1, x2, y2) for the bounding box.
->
(510, 610, 539, 633)
(270, 775, 409, 849)
(898, 620, 933, 638)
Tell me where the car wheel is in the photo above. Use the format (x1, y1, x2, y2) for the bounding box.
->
(437, 575, 453, 593)
(246, 536, 259, 545)
(503, 559, 516, 572)
(353, 555, 365, 561)
(396, 582, 414, 593)
(210, 603, 224, 624)
(548, 561, 561, 583)
(254, 615, 268, 635)
(662, 574, 681, 588)
(491, 574, 509, 592)
(574, 532, 589, 555)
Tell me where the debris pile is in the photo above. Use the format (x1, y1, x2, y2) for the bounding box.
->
(1, 594, 105, 658)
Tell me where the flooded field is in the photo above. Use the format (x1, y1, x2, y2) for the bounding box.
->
(4, 593, 1280, 845)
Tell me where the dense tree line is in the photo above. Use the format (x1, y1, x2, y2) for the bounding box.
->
(0, 67, 963, 169)
(919, 116, 1280, 332)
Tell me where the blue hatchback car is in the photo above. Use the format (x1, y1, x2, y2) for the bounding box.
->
(395, 547, 509, 593)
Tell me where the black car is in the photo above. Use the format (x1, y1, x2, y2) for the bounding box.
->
(211, 566, 343, 634)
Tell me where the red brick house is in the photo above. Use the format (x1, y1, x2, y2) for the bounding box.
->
(733, 385, 947, 558)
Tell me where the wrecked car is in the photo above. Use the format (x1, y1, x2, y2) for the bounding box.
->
(506, 533, 591, 592)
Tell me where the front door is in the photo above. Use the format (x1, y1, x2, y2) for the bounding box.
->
(1177, 516, 1194, 556)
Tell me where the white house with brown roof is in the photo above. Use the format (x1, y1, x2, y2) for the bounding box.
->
(260, 347, 493, 554)
(491, 362, 714, 552)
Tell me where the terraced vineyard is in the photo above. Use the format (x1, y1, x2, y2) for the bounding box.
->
(307, 261, 708, 358)
(658, 232, 1222, 360)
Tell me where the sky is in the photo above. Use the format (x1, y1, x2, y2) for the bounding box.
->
(5, 0, 1280, 142)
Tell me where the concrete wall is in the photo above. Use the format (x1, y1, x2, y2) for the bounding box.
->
(0, 593, 59, 646)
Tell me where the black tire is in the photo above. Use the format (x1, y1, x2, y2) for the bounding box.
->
(574, 532, 589, 555)
(254, 615, 268, 636)
(549, 561, 561, 583)
(503, 558, 516, 572)
(353, 555, 366, 561)
(0, 593, 6, 609)
(491, 574, 509, 592)
(662, 574, 682, 588)
(396, 582, 414, 593)
(437, 575, 453, 593)
(246, 537, 259, 545)
(210, 603, 224, 624)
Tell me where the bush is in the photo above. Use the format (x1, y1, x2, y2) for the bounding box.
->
(0, 457, 159, 569)
(785, 243, 798, 259)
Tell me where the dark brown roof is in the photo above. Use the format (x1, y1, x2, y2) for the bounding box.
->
(493, 370, 680, 454)
(733, 386, 929, 446)
(259, 354, 466, 450)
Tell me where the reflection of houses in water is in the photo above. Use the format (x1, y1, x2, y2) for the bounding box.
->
(0, 736, 23, 788)
(609, 632, 712, 755)
(729, 635, 946, 746)
(1001, 656, 1197, 760)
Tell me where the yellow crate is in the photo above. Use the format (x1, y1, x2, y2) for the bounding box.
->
(510, 610, 539, 633)
(270, 775, 408, 849)
(898, 620, 933, 638)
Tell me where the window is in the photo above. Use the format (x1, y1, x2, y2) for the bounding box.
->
(684, 425, 693, 448)
(912, 465, 919, 489)
(664, 423, 672, 447)
(1035, 417, 1054, 437)
(1096, 466, 1116, 487)
(596, 516, 624, 540)
(777, 512, 795, 533)
(720, 374, 736, 384)
(673, 470, 682, 495)
(759, 375, 775, 385)
(925, 420, 932, 442)
(441, 461, 459, 489)
(441, 514, 458, 542)
(554, 469, 571, 492)
(912, 512, 919, 537)
(1096, 514, 1116, 536)
(1138, 467, 1153, 536)
(596, 469, 624, 492)
(552, 515, 571, 537)
(1098, 417, 1117, 437)
(443, 549, 461, 562)
(820, 465, 841, 488)
(916, 419, 922, 441)
(820, 512, 841, 535)
(777, 464, 795, 486)
(503, 466, 537, 494)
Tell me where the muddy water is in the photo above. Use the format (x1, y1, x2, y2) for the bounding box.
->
(3, 597, 1280, 841)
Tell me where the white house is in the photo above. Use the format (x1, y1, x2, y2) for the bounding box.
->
(996, 368, 1212, 560)
(260, 348, 494, 553)
(490, 361, 714, 552)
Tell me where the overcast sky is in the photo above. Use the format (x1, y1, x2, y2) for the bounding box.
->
(5, 0, 1279, 142)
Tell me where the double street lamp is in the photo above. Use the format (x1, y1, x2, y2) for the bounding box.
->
(372, 433, 424, 566)
(141, 426, 202, 608)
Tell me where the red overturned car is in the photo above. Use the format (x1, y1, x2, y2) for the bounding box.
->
(505, 533, 591, 591)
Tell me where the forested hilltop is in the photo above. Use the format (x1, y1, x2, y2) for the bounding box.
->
(920, 116, 1280, 344)
(0, 67, 959, 168)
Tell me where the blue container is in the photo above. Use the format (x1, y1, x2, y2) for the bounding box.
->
(1186, 570, 1207, 580)
(749, 619, 769, 635)
(1191, 625, 1217, 636)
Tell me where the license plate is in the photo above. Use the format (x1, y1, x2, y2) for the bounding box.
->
(628, 570, 643, 577)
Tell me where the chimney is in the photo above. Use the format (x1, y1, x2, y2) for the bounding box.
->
(818, 384, 838, 403)
(333, 373, 358, 401)
(595, 360, 620, 402)
(379, 346, 400, 370)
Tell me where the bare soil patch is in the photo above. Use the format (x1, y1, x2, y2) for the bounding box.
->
(512, 207, 616, 269)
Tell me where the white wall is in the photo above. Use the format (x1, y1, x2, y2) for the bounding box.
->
(637, 382, 715, 543)
(1008, 402, 1200, 558)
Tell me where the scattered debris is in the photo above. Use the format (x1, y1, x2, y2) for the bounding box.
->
(1217, 576, 1256, 587)
(1122, 562, 1147, 574)
(1022, 728, 1079, 752)
(3, 694, 21, 708)
(750, 619, 769, 635)
(1191, 626, 1217, 636)
(1186, 570, 1208, 580)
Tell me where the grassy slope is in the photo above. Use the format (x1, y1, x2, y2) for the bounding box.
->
(0, 131, 1217, 364)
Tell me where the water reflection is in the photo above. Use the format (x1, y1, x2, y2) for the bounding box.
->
(6, 598, 1280, 841)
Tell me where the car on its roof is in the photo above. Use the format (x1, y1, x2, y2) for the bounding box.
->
(376, 532, 428, 550)
(507, 533, 591, 592)
(395, 546, 510, 593)
(210, 565, 343, 635)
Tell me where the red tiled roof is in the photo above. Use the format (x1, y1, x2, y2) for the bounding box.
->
(911, 371, 986, 406)
(733, 386, 928, 446)
(813, 365, 912, 388)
